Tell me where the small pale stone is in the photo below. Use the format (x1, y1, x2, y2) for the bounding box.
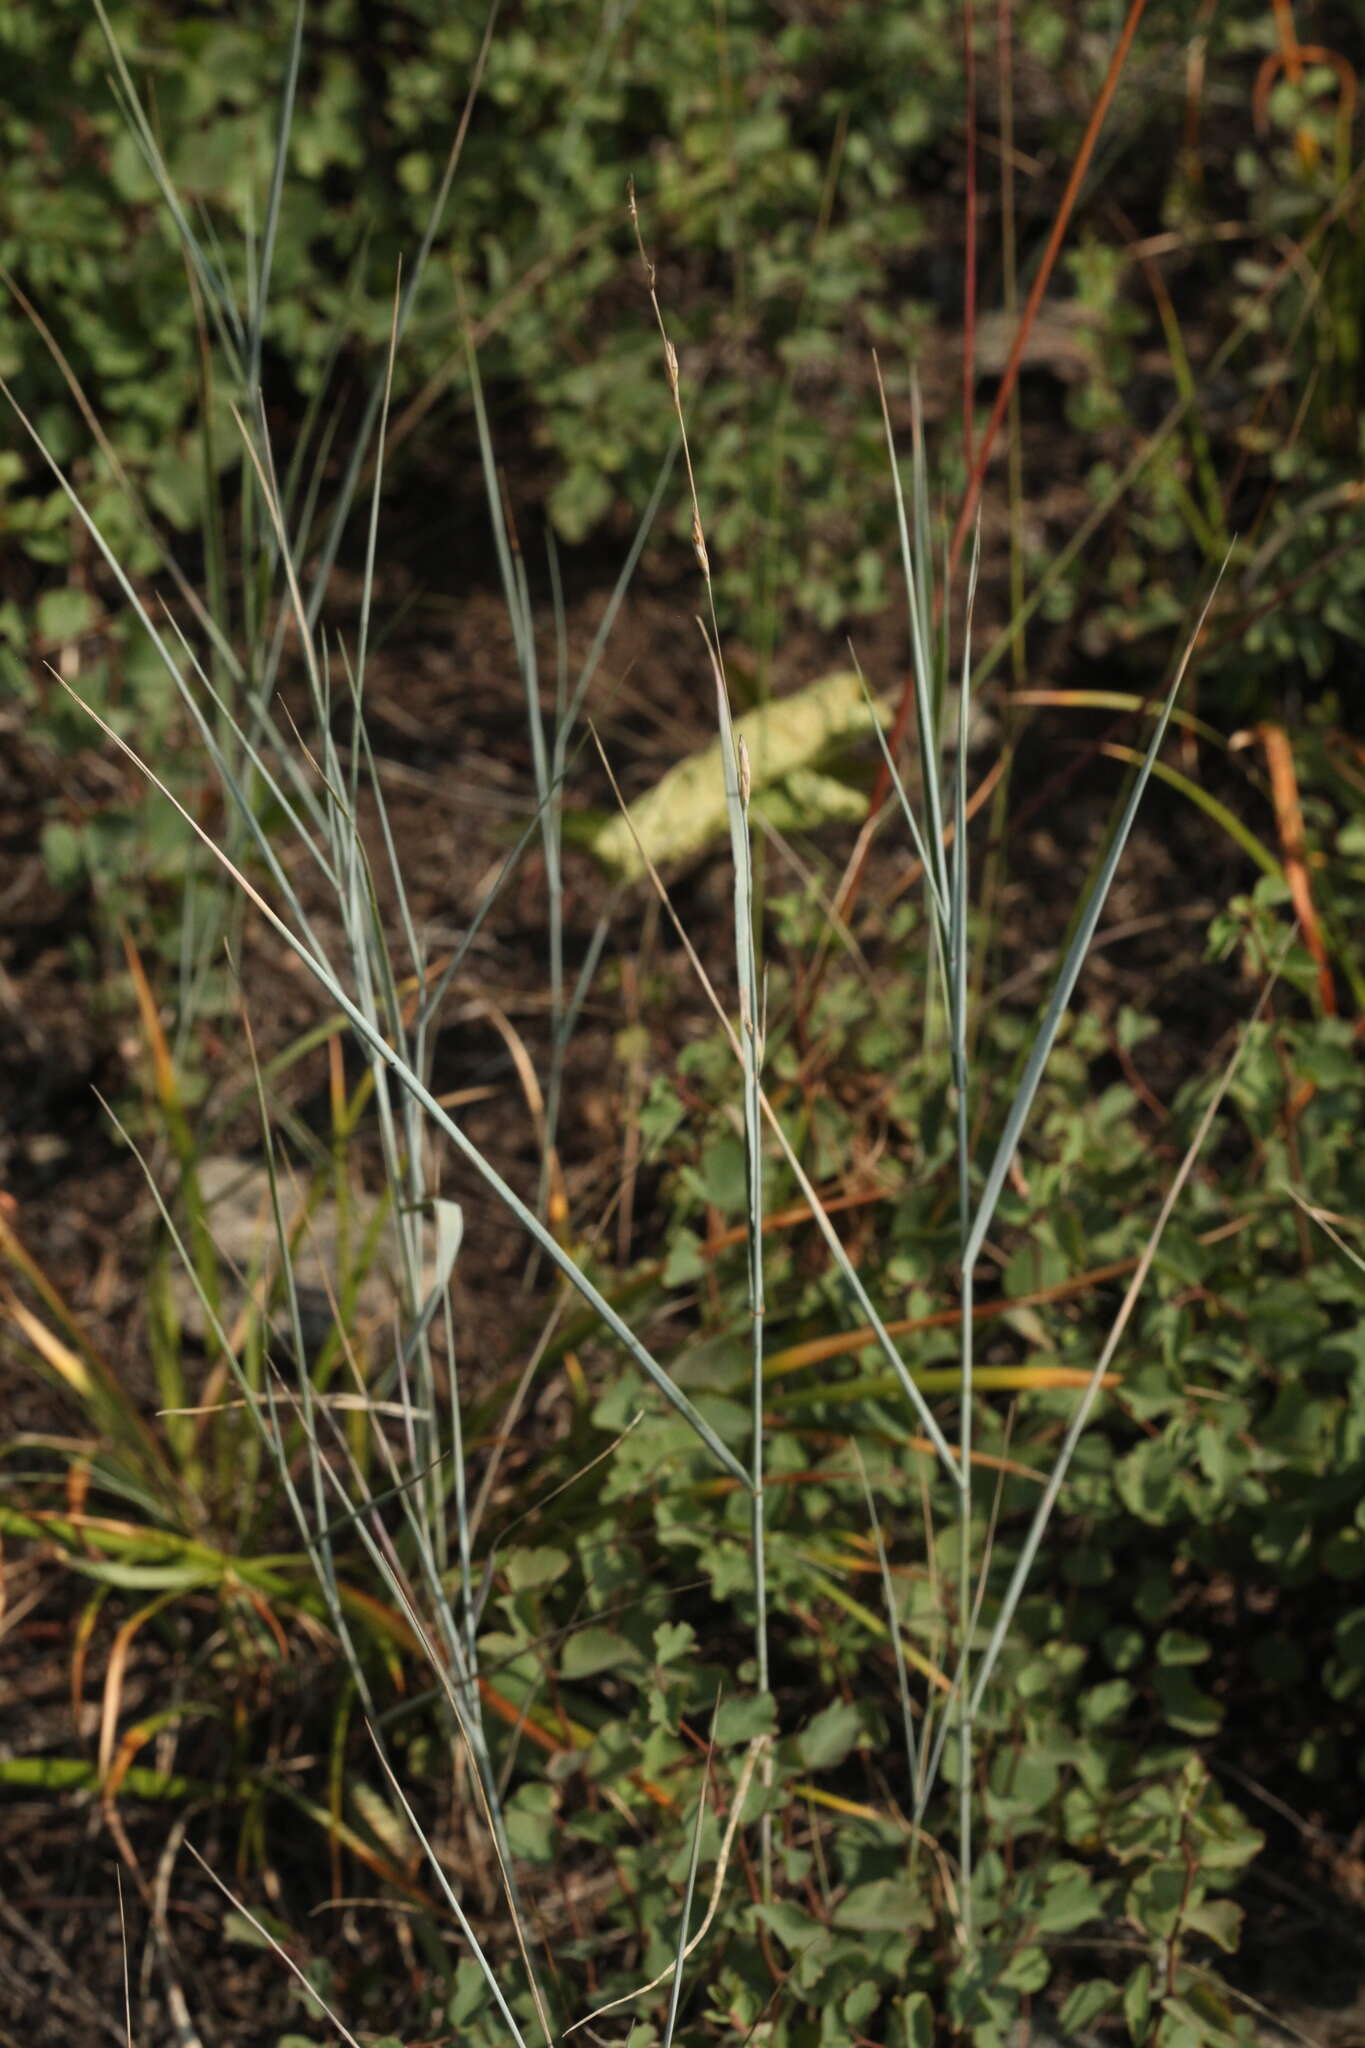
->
(166, 1154, 403, 1353)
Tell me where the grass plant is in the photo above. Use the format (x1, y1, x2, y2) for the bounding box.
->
(3, 10, 1364, 2047)
(12, 161, 1240, 2048)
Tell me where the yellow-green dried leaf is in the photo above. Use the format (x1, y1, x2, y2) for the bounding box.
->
(592, 671, 888, 881)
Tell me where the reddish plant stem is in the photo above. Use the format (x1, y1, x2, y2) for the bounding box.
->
(962, 0, 979, 470)
(845, 0, 1151, 932)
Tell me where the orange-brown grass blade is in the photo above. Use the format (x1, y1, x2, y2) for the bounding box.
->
(120, 922, 179, 1113)
(763, 1252, 1170, 1381)
(1259, 720, 1336, 1014)
(1009, 688, 1227, 751)
(701, 1183, 890, 1257)
(103, 1704, 215, 1805)
(783, 1424, 1044, 1485)
(775, 1366, 1118, 1416)
(848, 0, 1153, 888)
(99, 1592, 180, 1779)
(947, 0, 1151, 572)
(71, 1586, 108, 1742)
(797, 1553, 951, 1694)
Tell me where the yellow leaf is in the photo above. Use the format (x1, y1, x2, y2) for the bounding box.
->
(592, 670, 888, 881)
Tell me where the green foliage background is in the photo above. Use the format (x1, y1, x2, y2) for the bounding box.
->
(5, 0, 1362, 712)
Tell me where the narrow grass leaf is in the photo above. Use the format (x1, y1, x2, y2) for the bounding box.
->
(970, 950, 1283, 1715)
(662, 1758, 712, 2048)
(250, 0, 306, 390)
(963, 578, 1221, 1275)
(367, 1727, 534, 2048)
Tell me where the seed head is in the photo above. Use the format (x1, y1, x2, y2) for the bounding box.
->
(691, 511, 709, 580)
